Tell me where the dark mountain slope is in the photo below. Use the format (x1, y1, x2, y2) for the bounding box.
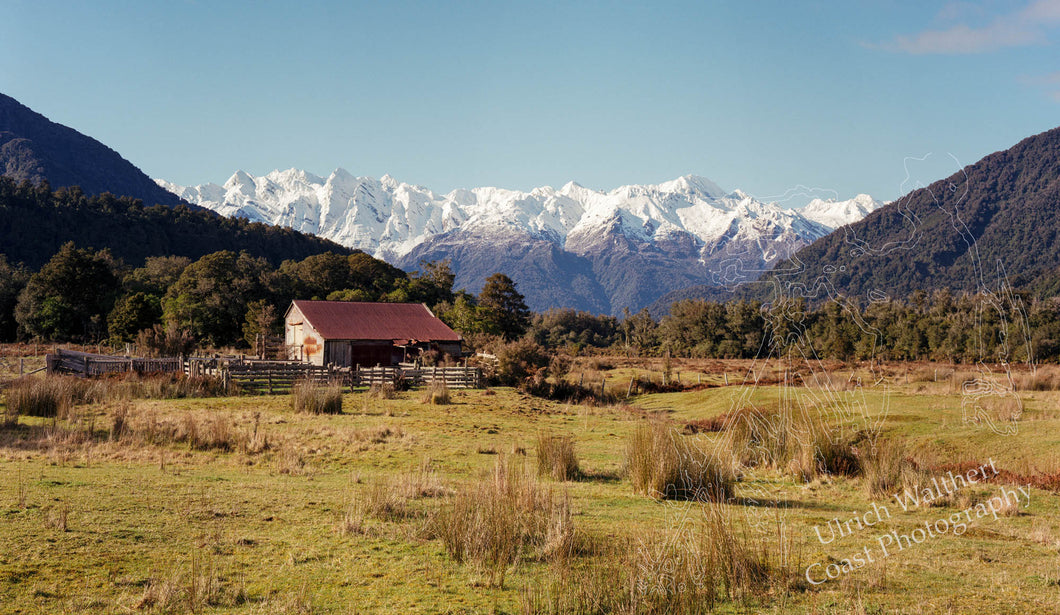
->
(754, 126, 1060, 300)
(0, 177, 351, 269)
(0, 93, 186, 207)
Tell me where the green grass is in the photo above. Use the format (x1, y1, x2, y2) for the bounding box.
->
(0, 360, 1058, 613)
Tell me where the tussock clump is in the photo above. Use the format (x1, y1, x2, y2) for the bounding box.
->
(789, 427, 864, 482)
(858, 439, 926, 499)
(109, 405, 262, 453)
(721, 405, 864, 481)
(1012, 367, 1060, 391)
(4, 374, 225, 422)
(367, 382, 397, 399)
(4, 376, 87, 418)
(291, 381, 344, 414)
(536, 431, 580, 481)
(625, 422, 735, 501)
(353, 477, 413, 524)
(342, 459, 450, 535)
(521, 503, 801, 613)
(432, 456, 573, 587)
(724, 406, 799, 469)
(420, 381, 451, 405)
(137, 552, 247, 612)
(124, 374, 226, 400)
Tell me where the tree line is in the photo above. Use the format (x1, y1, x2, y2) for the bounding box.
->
(526, 290, 1059, 364)
(5, 241, 1060, 364)
(0, 242, 531, 351)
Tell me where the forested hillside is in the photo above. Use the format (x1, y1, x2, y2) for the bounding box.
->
(754, 126, 1060, 300)
(0, 93, 187, 207)
(0, 177, 352, 269)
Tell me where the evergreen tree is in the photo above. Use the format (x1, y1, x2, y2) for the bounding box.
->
(478, 273, 531, 340)
(163, 251, 269, 348)
(14, 242, 120, 341)
(0, 255, 29, 342)
(108, 292, 163, 343)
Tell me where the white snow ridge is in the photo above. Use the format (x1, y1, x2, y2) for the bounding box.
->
(156, 169, 883, 264)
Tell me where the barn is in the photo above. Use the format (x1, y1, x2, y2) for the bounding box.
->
(284, 300, 463, 367)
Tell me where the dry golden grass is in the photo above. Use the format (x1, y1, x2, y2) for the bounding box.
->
(419, 381, 451, 405)
(290, 381, 344, 414)
(521, 502, 801, 614)
(432, 455, 573, 587)
(858, 439, 927, 499)
(625, 422, 736, 501)
(536, 431, 580, 481)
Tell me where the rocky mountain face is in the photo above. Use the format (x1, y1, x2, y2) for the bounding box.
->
(0, 93, 186, 207)
(159, 170, 882, 314)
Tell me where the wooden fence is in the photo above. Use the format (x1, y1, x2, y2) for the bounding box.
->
(43, 348, 482, 394)
(47, 349, 183, 377)
(352, 365, 481, 389)
(225, 362, 343, 395)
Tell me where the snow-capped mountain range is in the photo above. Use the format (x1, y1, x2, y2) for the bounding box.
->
(157, 170, 883, 314)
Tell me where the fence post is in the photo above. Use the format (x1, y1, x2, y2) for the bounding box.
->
(626, 377, 634, 398)
(19, 358, 24, 378)
(268, 370, 273, 395)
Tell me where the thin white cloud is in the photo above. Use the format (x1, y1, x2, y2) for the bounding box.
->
(1019, 70, 1060, 102)
(885, 0, 1060, 55)
(1017, 70, 1060, 84)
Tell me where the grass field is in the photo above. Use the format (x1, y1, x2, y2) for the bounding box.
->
(1, 357, 1058, 613)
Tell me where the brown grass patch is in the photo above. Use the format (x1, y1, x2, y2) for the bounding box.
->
(625, 422, 736, 501)
(536, 432, 580, 481)
(432, 456, 573, 587)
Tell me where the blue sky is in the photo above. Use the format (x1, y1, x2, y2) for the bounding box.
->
(2, 0, 1058, 203)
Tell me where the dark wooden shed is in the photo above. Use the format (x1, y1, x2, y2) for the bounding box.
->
(284, 300, 462, 367)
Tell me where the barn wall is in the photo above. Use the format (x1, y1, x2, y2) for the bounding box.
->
(321, 341, 396, 368)
(436, 341, 463, 358)
(285, 304, 326, 366)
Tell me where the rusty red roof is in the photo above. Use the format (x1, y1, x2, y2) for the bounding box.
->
(288, 301, 461, 342)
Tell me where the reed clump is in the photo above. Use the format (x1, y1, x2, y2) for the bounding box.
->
(625, 422, 736, 501)
(291, 381, 344, 414)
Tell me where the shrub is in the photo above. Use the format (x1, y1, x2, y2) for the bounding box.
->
(136, 322, 197, 357)
(291, 381, 344, 414)
(536, 432, 580, 481)
(495, 339, 550, 386)
(625, 422, 735, 501)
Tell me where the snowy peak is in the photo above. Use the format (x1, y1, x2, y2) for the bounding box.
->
(156, 170, 884, 314)
(799, 194, 885, 229)
(156, 170, 878, 266)
(654, 174, 727, 199)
